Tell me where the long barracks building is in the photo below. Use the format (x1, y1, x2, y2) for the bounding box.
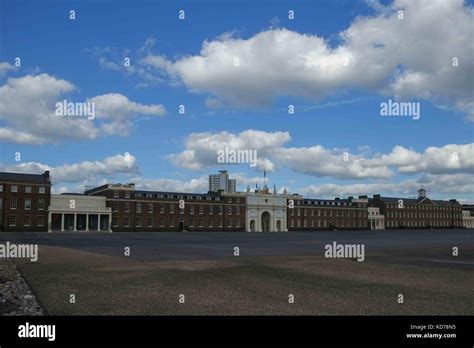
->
(0, 171, 469, 232)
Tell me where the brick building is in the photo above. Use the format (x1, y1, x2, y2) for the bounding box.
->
(0, 171, 51, 232)
(370, 189, 463, 229)
(85, 183, 246, 232)
(287, 196, 369, 231)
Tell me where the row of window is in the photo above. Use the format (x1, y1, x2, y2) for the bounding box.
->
(1, 198, 46, 210)
(112, 191, 243, 203)
(299, 200, 366, 208)
(289, 208, 367, 218)
(289, 219, 367, 228)
(385, 220, 460, 228)
(112, 216, 241, 228)
(385, 204, 459, 210)
(386, 211, 460, 219)
(0, 184, 47, 194)
(7, 215, 45, 227)
(112, 202, 240, 215)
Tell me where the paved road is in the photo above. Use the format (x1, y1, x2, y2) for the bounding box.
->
(0, 229, 473, 265)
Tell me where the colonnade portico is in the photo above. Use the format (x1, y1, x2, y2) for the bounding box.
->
(48, 194, 112, 232)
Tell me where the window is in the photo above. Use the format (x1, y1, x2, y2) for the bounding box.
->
(189, 205, 194, 214)
(235, 206, 240, 215)
(10, 198, 17, 210)
(169, 218, 174, 227)
(113, 191, 119, 198)
(39, 187, 45, 194)
(235, 219, 240, 228)
(24, 215, 31, 226)
(148, 203, 153, 213)
(25, 186, 31, 193)
(11, 185, 18, 192)
(112, 216, 119, 227)
(135, 217, 141, 227)
(125, 203, 130, 212)
(9, 215, 16, 226)
(147, 217, 153, 227)
(198, 218, 203, 227)
(189, 218, 194, 227)
(125, 192, 130, 199)
(199, 205, 203, 214)
(112, 202, 119, 212)
(25, 199, 31, 210)
(218, 206, 223, 215)
(218, 219, 223, 227)
(209, 205, 213, 215)
(124, 217, 130, 227)
(0, 184, 3, 191)
(159, 217, 164, 227)
(170, 204, 174, 213)
(0, 198, 2, 209)
(136, 203, 142, 213)
(160, 204, 165, 213)
(208, 219, 213, 227)
(227, 206, 232, 215)
(37, 215, 44, 226)
(38, 199, 45, 210)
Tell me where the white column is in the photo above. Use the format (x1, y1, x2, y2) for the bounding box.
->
(61, 214, 64, 232)
(86, 214, 89, 231)
(98, 215, 101, 231)
(73, 214, 77, 232)
(48, 212, 52, 232)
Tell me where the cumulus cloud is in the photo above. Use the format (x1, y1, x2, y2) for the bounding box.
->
(167, 130, 290, 170)
(131, 175, 209, 193)
(168, 130, 474, 180)
(0, 152, 139, 183)
(0, 61, 16, 76)
(139, 0, 473, 117)
(0, 73, 166, 144)
(302, 173, 474, 198)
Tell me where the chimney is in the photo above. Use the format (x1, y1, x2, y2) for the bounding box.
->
(43, 170, 51, 183)
(373, 194, 381, 200)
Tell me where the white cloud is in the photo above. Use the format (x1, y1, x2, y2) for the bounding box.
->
(168, 130, 290, 170)
(169, 130, 474, 180)
(302, 173, 474, 198)
(0, 73, 166, 144)
(140, 0, 473, 117)
(0, 61, 16, 76)
(131, 175, 209, 193)
(0, 152, 139, 183)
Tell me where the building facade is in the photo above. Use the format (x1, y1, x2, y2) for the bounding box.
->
(368, 207, 385, 230)
(0, 171, 51, 232)
(48, 194, 112, 232)
(288, 196, 369, 231)
(85, 183, 246, 232)
(1, 170, 471, 232)
(370, 189, 463, 229)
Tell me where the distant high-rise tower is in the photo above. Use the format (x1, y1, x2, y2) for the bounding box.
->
(209, 170, 236, 193)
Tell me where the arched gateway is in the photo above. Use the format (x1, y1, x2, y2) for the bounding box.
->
(261, 212, 270, 232)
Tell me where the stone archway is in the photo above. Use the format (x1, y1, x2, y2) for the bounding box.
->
(250, 220, 256, 232)
(261, 212, 270, 232)
(276, 220, 281, 231)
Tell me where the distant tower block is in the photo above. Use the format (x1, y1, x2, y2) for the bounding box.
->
(418, 188, 427, 199)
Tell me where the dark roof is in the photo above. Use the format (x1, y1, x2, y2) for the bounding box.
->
(0, 171, 51, 185)
(374, 195, 458, 205)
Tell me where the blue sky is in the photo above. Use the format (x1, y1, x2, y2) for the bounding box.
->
(0, 0, 473, 201)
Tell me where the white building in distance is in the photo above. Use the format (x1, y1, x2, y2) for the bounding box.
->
(209, 170, 236, 193)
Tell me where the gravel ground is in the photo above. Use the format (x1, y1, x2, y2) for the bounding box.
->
(12, 245, 473, 315)
(0, 260, 44, 315)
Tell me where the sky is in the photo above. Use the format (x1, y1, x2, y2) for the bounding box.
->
(0, 0, 473, 201)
